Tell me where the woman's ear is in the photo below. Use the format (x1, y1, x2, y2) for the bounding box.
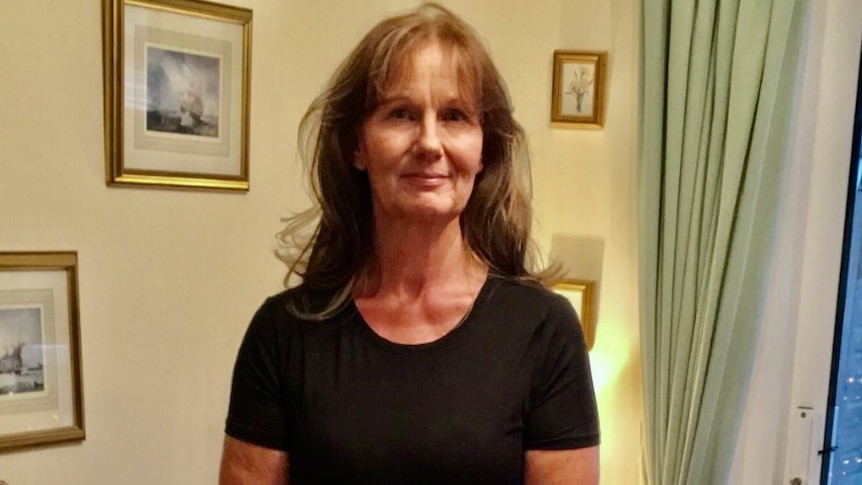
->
(353, 148, 367, 171)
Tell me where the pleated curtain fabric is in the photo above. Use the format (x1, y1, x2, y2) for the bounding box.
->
(639, 0, 806, 483)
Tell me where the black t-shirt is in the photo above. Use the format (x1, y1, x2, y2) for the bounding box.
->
(225, 275, 599, 484)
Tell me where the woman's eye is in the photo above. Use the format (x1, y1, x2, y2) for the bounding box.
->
(388, 108, 412, 120)
(442, 109, 468, 122)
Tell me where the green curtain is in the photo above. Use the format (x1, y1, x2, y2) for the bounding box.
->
(639, 0, 805, 483)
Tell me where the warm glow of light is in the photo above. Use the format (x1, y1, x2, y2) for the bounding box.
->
(585, 314, 642, 485)
(589, 319, 635, 399)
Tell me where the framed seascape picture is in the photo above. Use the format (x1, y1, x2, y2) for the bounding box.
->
(0, 252, 84, 453)
(103, 0, 253, 191)
(551, 51, 607, 127)
(551, 279, 596, 351)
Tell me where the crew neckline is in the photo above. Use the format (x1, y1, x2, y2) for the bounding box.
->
(350, 274, 496, 352)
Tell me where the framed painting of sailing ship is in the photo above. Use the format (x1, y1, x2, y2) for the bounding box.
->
(550, 279, 596, 351)
(0, 252, 84, 453)
(103, 0, 253, 191)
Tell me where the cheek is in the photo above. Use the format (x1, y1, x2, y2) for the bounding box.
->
(357, 133, 400, 171)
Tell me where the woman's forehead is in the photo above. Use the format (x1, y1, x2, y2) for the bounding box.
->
(378, 41, 479, 104)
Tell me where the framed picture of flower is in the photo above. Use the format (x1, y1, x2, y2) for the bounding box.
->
(551, 51, 607, 127)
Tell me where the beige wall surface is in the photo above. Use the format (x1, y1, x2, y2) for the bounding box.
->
(0, 1, 640, 483)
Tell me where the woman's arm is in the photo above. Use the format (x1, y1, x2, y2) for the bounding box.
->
(219, 435, 289, 485)
(524, 446, 600, 485)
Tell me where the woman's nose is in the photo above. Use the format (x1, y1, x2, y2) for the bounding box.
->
(414, 114, 443, 160)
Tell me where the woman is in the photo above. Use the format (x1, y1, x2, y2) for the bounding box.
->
(220, 4, 599, 483)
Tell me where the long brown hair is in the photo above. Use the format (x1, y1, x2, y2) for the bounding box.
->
(277, 3, 538, 317)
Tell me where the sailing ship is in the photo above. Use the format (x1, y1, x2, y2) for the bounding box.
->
(0, 342, 24, 375)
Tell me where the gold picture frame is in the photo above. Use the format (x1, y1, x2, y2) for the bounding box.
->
(551, 279, 596, 351)
(0, 252, 85, 453)
(551, 51, 607, 128)
(103, 0, 253, 191)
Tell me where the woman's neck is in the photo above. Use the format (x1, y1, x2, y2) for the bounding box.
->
(359, 217, 485, 298)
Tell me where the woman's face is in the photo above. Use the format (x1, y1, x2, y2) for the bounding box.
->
(355, 41, 484, 224)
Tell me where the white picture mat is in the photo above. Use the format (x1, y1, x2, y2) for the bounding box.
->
(560, 61, 596, 117)
(123, 3, 244, 176)
(135, 28, 231, 154)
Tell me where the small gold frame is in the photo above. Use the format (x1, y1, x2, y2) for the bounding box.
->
(551, 51, 607, 128)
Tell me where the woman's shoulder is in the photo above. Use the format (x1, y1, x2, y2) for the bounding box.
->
(254, 284, 354, 329)
(486, 274, 563, 304)
(482, 275, 573, 321)
(473, 275, 583, 350)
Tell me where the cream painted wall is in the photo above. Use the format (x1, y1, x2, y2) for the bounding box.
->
(0, 1, 640, 484)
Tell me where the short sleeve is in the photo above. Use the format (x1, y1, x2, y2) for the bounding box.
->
(523, 294, 600, 450)
(224, 298, 289, 450)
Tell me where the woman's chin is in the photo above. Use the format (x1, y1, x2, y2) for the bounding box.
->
(381, 202, 465, 224)
(372, 192, 465, 221)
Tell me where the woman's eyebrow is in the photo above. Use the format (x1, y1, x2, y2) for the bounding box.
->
(376, 94, 412, 105)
